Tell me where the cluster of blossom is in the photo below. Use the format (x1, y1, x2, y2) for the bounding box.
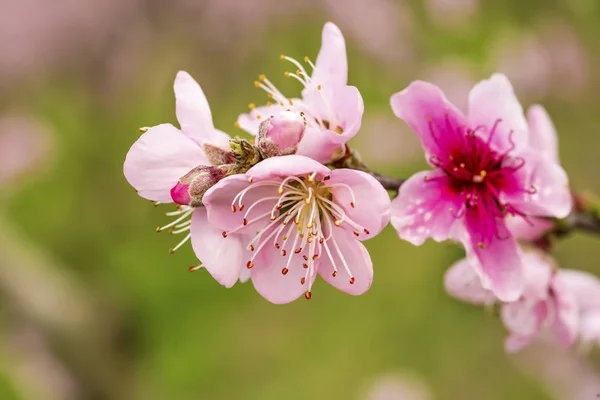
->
(123, 22, 600, 351)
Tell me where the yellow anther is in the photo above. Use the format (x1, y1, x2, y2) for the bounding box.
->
(234, 121, 240, 128)
(317, 85, 322, 90)
(254, 81, 261, 88)
(259, 74, 266, 81)
(248, 103, 256, 110)
(304, 56, 309, 62)
(280, 54, 286, 60)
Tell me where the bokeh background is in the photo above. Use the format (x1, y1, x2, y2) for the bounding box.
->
(1, 0, 600, 399)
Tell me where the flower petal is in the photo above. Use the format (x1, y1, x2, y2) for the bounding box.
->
(237, 103, 289, 136)
(580, 312, 600, 345)
(123, 124, 207, 203)
(506, 216, 554, 241)
(504, 333, 535, 353)
(501, 300, 548, 338)
(467, 73, 528, 153)
(297, 85, 363, 163)
(250, 246, 316, 304)
(327, 168, 391, 238)
(462, 217, 524, 302)
(174, 71, 231, 145)
(550, 273, 579, 348)
(203, 174, 276, 233)
(246, 154, 331, 181)
(527, 105, 558, 163)
(391, 170, 462, 246)
(318, 231, 373, 296)
(190, 208, 245, 288)
(559, 269, 600, 310)
(312, 22, 348, 88)
(522, 156, 572, 218)
(444, 258, 496, 305)
(390, 81, 467, 159)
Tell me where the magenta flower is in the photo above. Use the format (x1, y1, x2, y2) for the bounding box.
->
(445, 250, 579, 352)
(123, 71, 247, 287)
(390, 74, 572, 301)
(237, 22, 364, 164)
(202, 155, 391, 303)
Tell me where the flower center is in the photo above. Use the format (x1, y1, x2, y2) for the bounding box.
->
(249, 55, 344, 135)
(426, 117, 536, 247)
(223, 173, 370, 299)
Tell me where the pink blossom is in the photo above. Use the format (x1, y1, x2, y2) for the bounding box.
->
(445, 250, 579, 352)
(123, 70, 245, 287)
(237, 22, 364, 164)
(202, 155, 390, 304)
(560, 270, 600, 348)
(390, 74, 572, 301)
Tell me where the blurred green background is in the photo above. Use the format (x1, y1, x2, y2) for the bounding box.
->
(1, 0, 600, 399)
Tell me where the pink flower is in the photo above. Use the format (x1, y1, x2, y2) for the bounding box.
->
(123, 70, 247, 287)
(445, 250, 579, 352)
(202, 155, 391, 303)
(560, 270, 600, 348)
(390, 74, 572, 301)
(237, 22, 364, 164)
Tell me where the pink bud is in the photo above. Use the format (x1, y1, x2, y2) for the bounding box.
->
(257, 111, 305, 157)
(170, 182, 191, 205)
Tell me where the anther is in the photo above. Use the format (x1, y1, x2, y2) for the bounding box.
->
(305, 291, 311, 300)
(231, 205, 236, 212)
(295, 248, 302, 254)
(249, 245, 255, 251)
(317, 85, 321, 90)
(319, 238, 324, 244)
(222, 232, 228, 238)
(259, 74, 266, 81)
(277, 187, 284, 194)
(139, 127, 149, 132)
(282, 235, 288, 240)
(282, 268, 289, 275)
(235, 121, 240, 128)
(350, 202, 355, 208)
(248, 103, 256, 109)
(477, 242, 486, 250)
(256, 115, 262, 119)
(334, 220, 342, 227)
(353, 231, 360, 237)
(303, 263, 308, 269)
(312, 254, 318, 260)
(284, 71, 290, 78)
(188, 265, 201, 272)
(303, 255, 308, 261)
(243, 218, 248, 226)
(254, 81, 260, 88)
(169, 248, 175, 254)
(332, 271, 337, 277)
(248, 177, 253, 183)
(246, 261, 254, 269)
(280, 54, 285, 60)
(303, 56, 309, 62)
(281, 250, 287, 256)
(349, 277, 355, 285)
(275, 243, 280, 249)
(307, 236, 314, 243)
(156, 226, 161, 232)
(239, 204, 245, 211)
(364, 229, 370, 234)
(301, 277, 306, 285)
(306, 221, 313, 229)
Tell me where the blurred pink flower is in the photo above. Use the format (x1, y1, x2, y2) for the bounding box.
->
(425, 0, 479, 29)
(493, 33, 552, 101)
(364, 373, 432, 400)
(203, 155, 391, 303)
(238, 22, 364, 163)
(0, 0, 141, 88)
(124, 71, 249, 287)
(560, 270, 600, 348)
(0, 115, 52, 189)
(423, 60, 476, 111)
(390, 74, 571, 301)
(446, 250, 579, 353)
(322, 0, 414, 66)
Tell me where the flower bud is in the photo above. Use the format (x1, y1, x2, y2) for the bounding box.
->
(170, 165, 226, 207)
(257, 111, 305, 157)
(202, 142, 236, 166)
